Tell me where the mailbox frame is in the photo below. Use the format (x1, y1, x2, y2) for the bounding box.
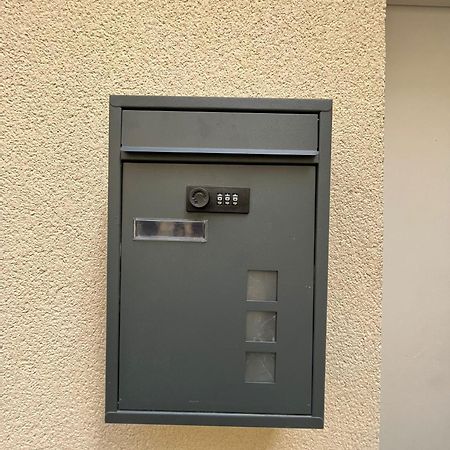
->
(106, 96, 332, 428)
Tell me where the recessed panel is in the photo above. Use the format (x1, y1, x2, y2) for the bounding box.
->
(245, 352, 276, 383)
(246, 311, 277, 342)
(247, 271, 278, 302)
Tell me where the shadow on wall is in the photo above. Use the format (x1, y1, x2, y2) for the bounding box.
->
(103, 425, 287, 450)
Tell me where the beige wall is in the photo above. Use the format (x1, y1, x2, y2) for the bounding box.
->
(382, 6, 450, 449)
(1, 1, 384, 448)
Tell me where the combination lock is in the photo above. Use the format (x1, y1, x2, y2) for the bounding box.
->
(186, 186, 250, 214)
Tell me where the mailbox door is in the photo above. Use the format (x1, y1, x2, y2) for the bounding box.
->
(119, 162, 315, 415)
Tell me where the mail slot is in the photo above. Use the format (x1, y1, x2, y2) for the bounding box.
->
(106, 96, 332, 428)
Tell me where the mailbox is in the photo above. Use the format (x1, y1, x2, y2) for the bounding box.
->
(106, 96, 332, 428)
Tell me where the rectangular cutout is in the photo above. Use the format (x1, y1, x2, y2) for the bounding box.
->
(246, 311, 277, 343)
(245, 352, 276, 383)
(134, 219, 207, 242)
(247, 271, 278, 302)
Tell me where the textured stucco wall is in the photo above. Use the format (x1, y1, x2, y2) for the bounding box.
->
(1, 1, 384, 449)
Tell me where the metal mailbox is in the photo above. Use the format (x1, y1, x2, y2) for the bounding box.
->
(106, 96, 332, 428)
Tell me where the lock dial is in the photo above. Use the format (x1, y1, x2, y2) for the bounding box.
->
(188, 187, 210, 208)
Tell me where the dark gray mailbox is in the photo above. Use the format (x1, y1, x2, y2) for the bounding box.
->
(106, 96, 331, 428)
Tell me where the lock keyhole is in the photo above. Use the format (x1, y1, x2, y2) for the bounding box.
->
(189, 187, 210, 208)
